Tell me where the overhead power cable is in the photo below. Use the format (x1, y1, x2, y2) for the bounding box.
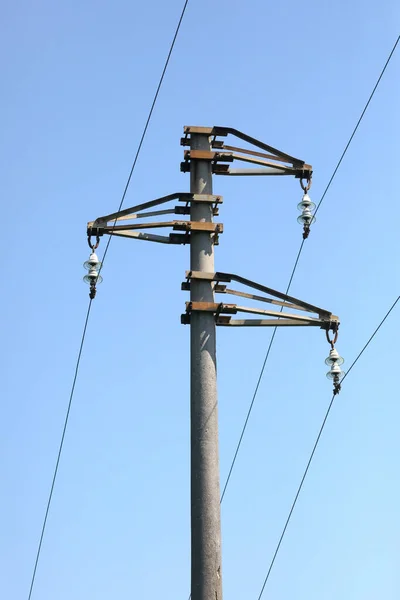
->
(27, 303, 93, 600)
(26, 3, 190, 599)
(256, 295, 399, 600)
(100, 0, 190, 268)
(220, 34, 399, 505)
(314, 34, 399, 219)
(220, 240, 305, 502)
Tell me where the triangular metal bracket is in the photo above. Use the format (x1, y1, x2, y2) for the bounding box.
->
(181, 271, 338, 329)
(180, 126, 312, 180)
(87, 193, 223, 245)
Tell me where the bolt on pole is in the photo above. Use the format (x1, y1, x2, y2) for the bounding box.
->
(189, 132, 222, 600)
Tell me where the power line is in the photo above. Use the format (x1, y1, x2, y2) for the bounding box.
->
(314, 34, 399, 218)
(26, 3, 190, 598)
(27, 302, 93, 600)
(220, 34, 399, 504)
(220, 240, 305, 502)
(256, 295, 400, 600)
(100, 0, 190, 268)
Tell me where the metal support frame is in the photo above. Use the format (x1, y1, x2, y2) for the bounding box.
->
(86, 125, 336, 600)
(181, 125, 312, 179)
(181, 270, 337, 325)
(87, 193, 224, 246)
(181, 271, 338, 330)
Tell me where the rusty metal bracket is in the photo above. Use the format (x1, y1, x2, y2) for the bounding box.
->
(91, 220, 222, 234)
(181, 126, 312, 179)
(180, 193, 222, 216)
(173, 222, 223, 234)
(179, 193, 223, 205)
(183, 126, 218, 136)
(181, 270, 339, 330)
(183, 150, 234, 162)
(185, 301, 237, 314)
(214, 318, 331, 327)
(87, 193, 224, 245)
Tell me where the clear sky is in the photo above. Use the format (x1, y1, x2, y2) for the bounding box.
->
(1, 1, 399, 599)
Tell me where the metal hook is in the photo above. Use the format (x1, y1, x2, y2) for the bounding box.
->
(300, 177, 312, 192)
(325, 324, 339, 347)
(87, 235, 100, 251)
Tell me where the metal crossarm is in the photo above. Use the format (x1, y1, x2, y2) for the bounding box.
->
(87, 193, 223, 244)
(212, 126, 306, 167)
(180, 126, 312, 179)
(182, 271, 338, 330)
(89, 193, 191, 228)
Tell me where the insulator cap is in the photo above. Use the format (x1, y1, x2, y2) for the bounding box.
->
(83, 271, 103, 285)
(84, 252, 101, 270)
(297, 193, 316, 212)
(297, 207, 316, 225)
(326, 362, 345, 380)
(325, 348, 344, 366)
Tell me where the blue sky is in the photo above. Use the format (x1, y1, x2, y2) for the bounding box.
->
(1, 1, 399, 599)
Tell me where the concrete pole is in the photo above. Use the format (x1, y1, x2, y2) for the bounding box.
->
(189, 133, 222, 600)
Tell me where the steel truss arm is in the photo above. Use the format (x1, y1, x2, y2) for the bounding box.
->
(216, 318, 325, 327)
(88, 193, 192, 229)
(87, 193, 223, 244)
(182, 271, 339, 330)
(212, 126, 306, 167)
(181, 126, 312, 179)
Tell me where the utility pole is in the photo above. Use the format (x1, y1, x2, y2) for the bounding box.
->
(189, 132, 222, 600)
(85, 126, 344, 600)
